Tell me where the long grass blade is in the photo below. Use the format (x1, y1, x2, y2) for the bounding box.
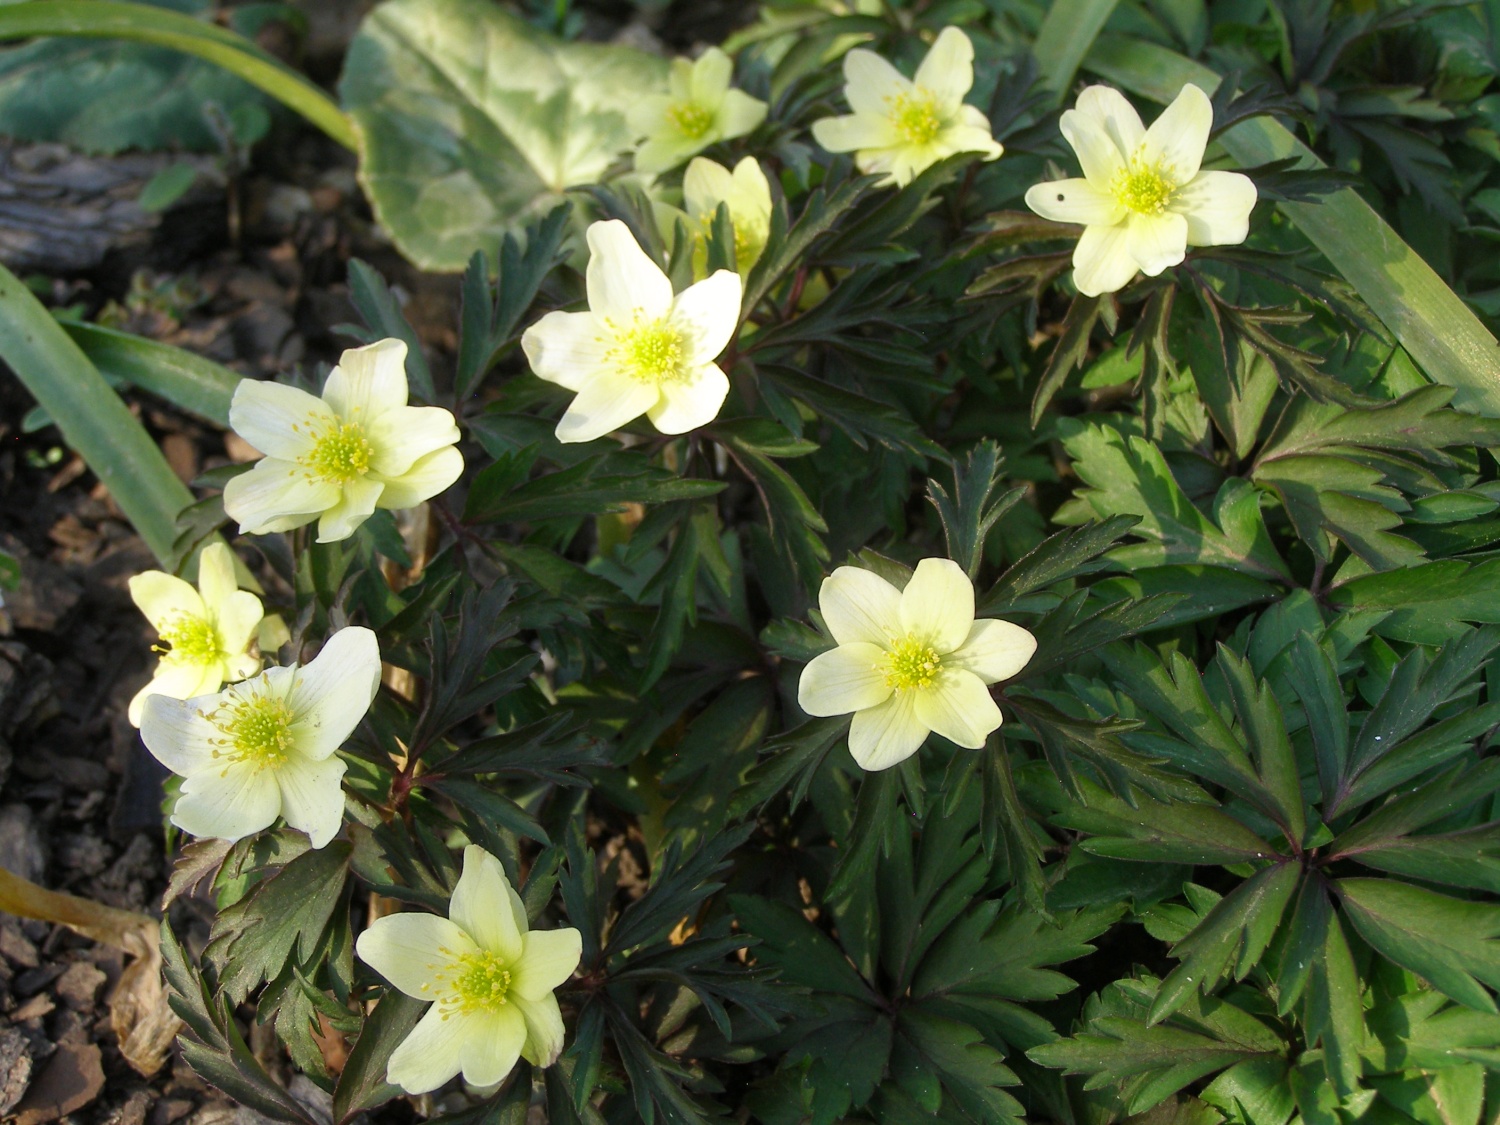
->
(0, 0, 355, 150)
(66, 322, 239, 428)
(0, 265, 195, 564)
(1033, 0, 1121, 104)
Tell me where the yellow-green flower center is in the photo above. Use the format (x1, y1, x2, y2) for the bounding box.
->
(1112, 160, 1175, 215)
(884, 636, 941, 691)
(889, 90, 944, 146)
(450, 950, 513, 1013)
(668, 101, 715, 139)
(308, 422, 373, 482)
(159, 614, 221, 664)
(206, 690, 295, 770)
(613, 320, 688, 384)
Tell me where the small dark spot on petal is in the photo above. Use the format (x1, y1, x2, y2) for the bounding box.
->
(1056, 193, 1065, 201)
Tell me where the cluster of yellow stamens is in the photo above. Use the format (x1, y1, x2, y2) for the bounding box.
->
(888, 90, 944, 146)
(306, 421, 374, 482)
(1111, 157, 1177, 215)
(611, 320, 688, 384)
(204, 688, 295, 771)
(425, 949, 514, 1016)
(668, 102, 715, 139)
(157, 614, 221, 663)
(883, 635, 941, 691)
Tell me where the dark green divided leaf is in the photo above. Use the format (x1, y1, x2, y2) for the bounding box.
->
(1337, 878, 1500, 1013)
(203, 842, 352, 1003)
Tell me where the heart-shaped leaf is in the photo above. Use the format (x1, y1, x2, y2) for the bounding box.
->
(339, 0, 667, 271)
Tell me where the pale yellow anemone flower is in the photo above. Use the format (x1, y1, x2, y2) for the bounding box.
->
(127, 542, 265, 727)
(811, 26, 1002, 188)
(1024, 84, 1258, 296)
(629, 48, 767, 175)
(798, 559, 1036, 770)
(521, 220, 742, 444)
(657, 156, 773, 279)
(139, 626, 380, 849)
(223, 339, 464, 543)
(356, 846, 583, 1094)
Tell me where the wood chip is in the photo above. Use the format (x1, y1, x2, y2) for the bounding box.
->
(12, 1041, 105, 1125)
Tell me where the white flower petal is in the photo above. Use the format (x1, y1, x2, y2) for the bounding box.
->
(555, 373, 659, 444)
(288, 627, 381, 761)
(514, 993, 566, 1067)
(1071, 85, 1145, 165)
(690, 47, 734, 107)
(1071, 221, 1141, 297)
(196, 543, 239, 610)
(669, 57, 695, 105)
(843, 48, 910, 116)
(1143, 83, 1213, 184)
(450, 846, 524, 962)
(366, 405, 460, 478)
(853, 146, 906, 187)
(386, 1005, 468, 1094)
(139, 692, 220, 770)
(522, 310, 610, 392)
(949, 618, 1037, 684)
(818, 566, 903, 646)
(716, 88, 768, 141)
(586, 220, 672, 322)
(228, 380, 326, 462)
(914, 669, 1002, 749)
(914, 27, 974, 114)
(671, 271, 742, 365)
(323, 338, 410, 421)
(315, 475, 385, 543)
(208, 600, 264, 678)
(798, 643, 892, 717)
(729, 156, 773, 214)
(214, 590, 266, 660)
(459, 1005, 527, 1088)
(627, 94, 673, 138)
(1025, 178, 1123, 225)
(899, 558, 974, 653)
(811, 113, 900, 154)
(646, 365, 729, 435)
(130, 662, 217, 728)
(634, 135, 700, 176)
(1126, 211, 1189, 276)
(129, 571, 205, 633)
(172, 760, 282, 843)
(223, 458, 342, 536)
(1173, 170, 1258, 246)
(356, 913, 477, 997)
(374, 446, 465, 511)
(512, 928, 583, 1001)
(938, 122, 1003, 161)
(683, 158, 734, 217)
(275, 753, 348, 849)
(847, 691, 929, 771)
(884, 147, 934, 187)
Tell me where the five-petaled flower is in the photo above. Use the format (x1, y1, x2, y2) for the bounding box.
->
(522, 220, 742, 444)
(127, 542, 267, 727)
(223, 339, 464, 543)
(139, 626, 381, 849)
(1024, 83, 1257, 296)
(356, 845, 583, 1094)
(811, 27, 1002, 188)
(663, 155, 773, 279)
(629, 47, 767, 175)
(797, 559, 1036, 771)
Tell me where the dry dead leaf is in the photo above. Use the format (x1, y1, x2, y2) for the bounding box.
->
(0, 866, 182, 1076)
